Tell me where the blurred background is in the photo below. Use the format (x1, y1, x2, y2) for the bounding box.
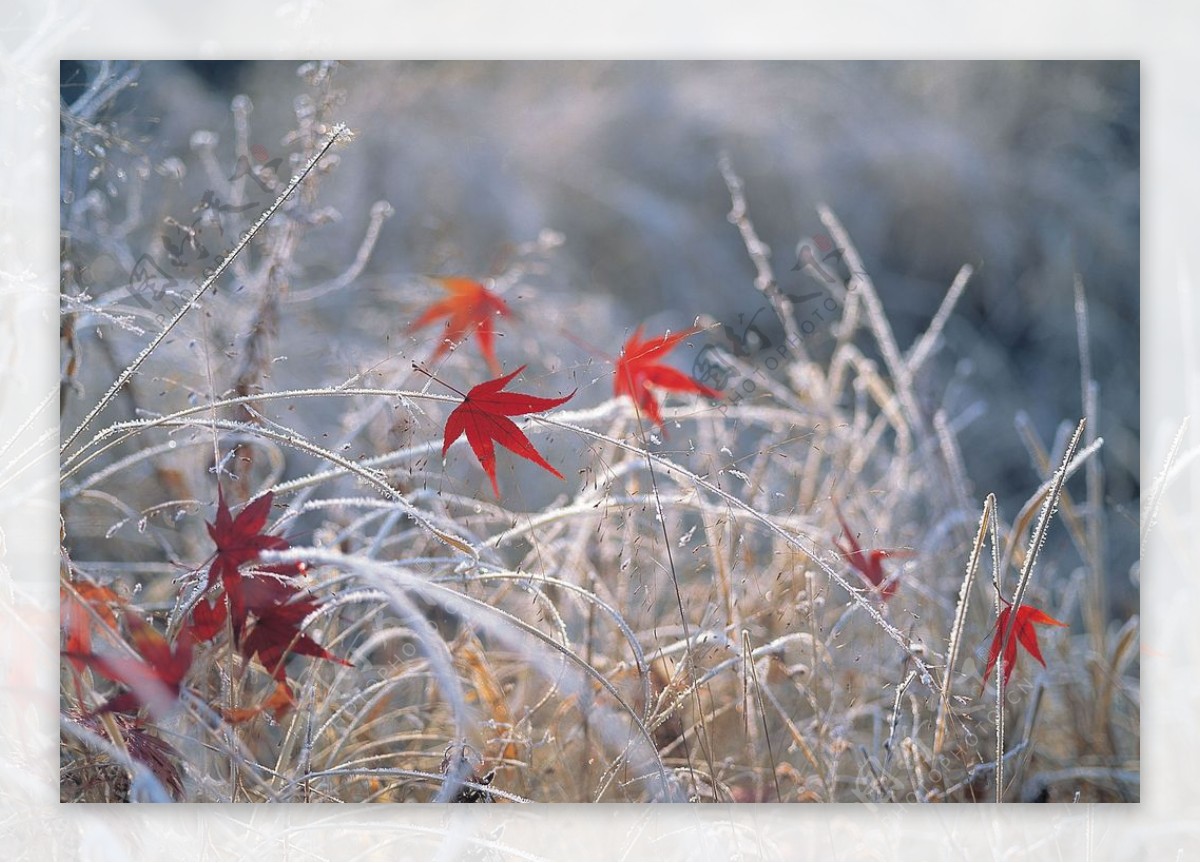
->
(61, 60, 1139, 613)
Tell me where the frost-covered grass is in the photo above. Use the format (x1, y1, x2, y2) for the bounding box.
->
(59, 61, 1138, 803)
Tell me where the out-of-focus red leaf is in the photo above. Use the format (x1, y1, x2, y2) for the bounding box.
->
(832, 503, 910, 601)
(222, 680, 296, 725)
(981, 601, 1068, 691)
(190, 594, 226, 642)
(67, 611, 194, 719)
(61, 580, 122, 676)
(70, 709, 185, 800)
(614, 325, 721, 428)
(410, 277, 511, 373)
(442, 365, 574, 497)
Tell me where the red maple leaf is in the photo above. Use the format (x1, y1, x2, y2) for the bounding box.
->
(223, 680, 298, 725)
(195, 488, 298, 642)
(67, 611, 194, 719)
(981, 601, 1068, 691)
(614, 325, 721, 428)
(61, 580, 122, 677)
(410, 277, 512, 373)
(190, 487, 347, 719)
(442, 365, 575, 497)
(237, 574, 351, 684)
(832, 505, 910, 601)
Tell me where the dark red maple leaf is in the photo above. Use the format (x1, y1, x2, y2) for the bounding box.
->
(614, 325, 721, 428)
(410, 277, 512, 373)
(189, 486, 347, 719)
(981, 601, 1067, 691)
(70, 709, 185, 799)
(195, 488, 299, 642)
(832, 504, 910, 601)
(442, 365, 575, 497)
(237, 574, 351, 684)
(67, 611, 194, 719)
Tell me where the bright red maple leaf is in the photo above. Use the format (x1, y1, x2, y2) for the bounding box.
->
(832, 505, 910, 601)
(613, 325, 721, 428)
(442, 365, 575, 497)
(67, 611, 194, 719)
(195, 488, 298, 642)
(410, 277, 512, 373)
(981, 601, 1068, 691)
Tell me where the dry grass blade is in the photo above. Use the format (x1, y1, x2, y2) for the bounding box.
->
(999, 436, 1104, 578)
(544, 415, 940, 688)
(1006, 418, 1087, 619)
(718, 153, 808, 364)
(933, 493, 994, 757)
(905, 264, 974, 375)
(993, 417, 1086, 800)
(818, 204, 924, 435)
(457, 634, 518, 764)
(1142, 416, 1188, 558)
(741, 629, 782, 802)
(1075, 276, 1108, 657)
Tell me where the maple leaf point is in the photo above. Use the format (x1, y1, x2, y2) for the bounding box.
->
(409, 276, 512, 373)
(442, 365, 575, 497)
(981, 600, 1068, 692)
(832, 503, 910, 601)
(614, 325, 721, 428)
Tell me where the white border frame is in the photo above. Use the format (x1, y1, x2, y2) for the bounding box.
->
(6, 2, 1195, 858)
